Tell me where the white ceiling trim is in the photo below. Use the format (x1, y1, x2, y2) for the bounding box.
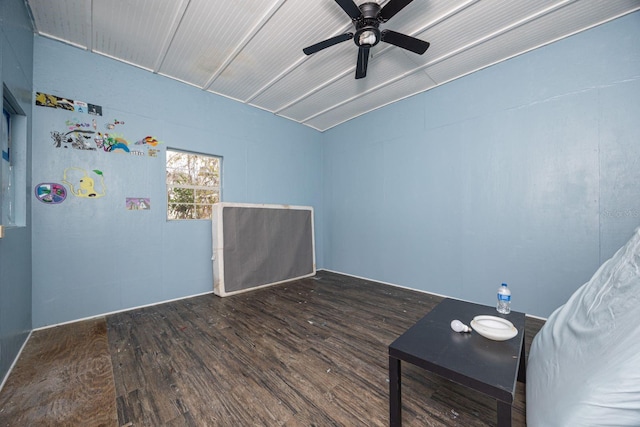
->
(37, 32, 88, 51)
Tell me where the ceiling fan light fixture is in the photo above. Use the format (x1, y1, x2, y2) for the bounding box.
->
(355, 27, 380, 47)
(302, 0, 430, 79)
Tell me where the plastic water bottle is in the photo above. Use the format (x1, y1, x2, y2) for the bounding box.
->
(497, 283, 511, 314)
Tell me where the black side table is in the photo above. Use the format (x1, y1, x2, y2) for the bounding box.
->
(388, 298, 526, 426)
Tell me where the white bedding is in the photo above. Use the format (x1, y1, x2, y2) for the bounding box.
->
(527, 228, 640, 426)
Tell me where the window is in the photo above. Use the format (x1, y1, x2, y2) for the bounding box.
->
(1, 87, 26, 227)
(1, 105, 14, 225)
(166, 149, 221, 220)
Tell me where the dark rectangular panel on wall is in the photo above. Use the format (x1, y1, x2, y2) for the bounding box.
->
(212, 203, 315, 296)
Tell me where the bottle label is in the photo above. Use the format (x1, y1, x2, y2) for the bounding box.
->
(498, 294, 511, 302)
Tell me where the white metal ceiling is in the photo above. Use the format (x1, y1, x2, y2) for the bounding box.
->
(26, 0, 640, 132)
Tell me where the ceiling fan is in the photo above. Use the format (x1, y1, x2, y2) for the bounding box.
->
(303, 0, 430, 79)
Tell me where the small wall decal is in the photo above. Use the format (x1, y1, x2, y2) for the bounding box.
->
(62, 167, 106, 198)
(34, 183, 67, 204)
(35, 92, 74, 111)
(126, 198, 150, 210)
(88, 104, 102, 116)
(106, 119, 125, 130)
(35, 92, 58, 109)
(74, 101, 88, 113)
(135, 136, 161, 147)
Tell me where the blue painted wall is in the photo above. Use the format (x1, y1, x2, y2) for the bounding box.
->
(0, 0, 33, 383)
(322, 12, 640, 318)
(25, 10, 640, 330)
(31, 37, 323, 327)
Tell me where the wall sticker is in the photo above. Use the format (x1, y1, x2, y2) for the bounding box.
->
(126, 197, 150, 210)
(62, 167, 106, 198)
(34, 183, 67, 204)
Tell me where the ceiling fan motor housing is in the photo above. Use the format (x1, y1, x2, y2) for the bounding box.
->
(354, 2, 382, 47)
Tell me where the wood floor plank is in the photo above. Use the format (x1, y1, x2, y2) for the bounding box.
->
(0, 271, 545, 426)
(0, 318, 117, 426)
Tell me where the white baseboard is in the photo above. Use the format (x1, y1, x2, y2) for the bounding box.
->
(33, 290, 215, 332)
(0, 330, 33, 393)
(316, 268, 547, 320)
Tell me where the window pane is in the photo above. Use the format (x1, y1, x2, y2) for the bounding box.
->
(196, 205, 212, 219)
(195, 189, 219, 204)
(168, 203, 195, 220)
(168, 187, 194, 203)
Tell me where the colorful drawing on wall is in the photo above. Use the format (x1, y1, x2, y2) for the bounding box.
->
(62, 167, 106, 198)
(51, 130, 97, 150)
(135, 136, 160, 147)
(48, 114, 163, 158)
(34, 183, 67, 204)
(66, 119, 92, 131)
(126, 197, 150, 210)
(101, 133, 130, 153)
(88, 104, 102, 116)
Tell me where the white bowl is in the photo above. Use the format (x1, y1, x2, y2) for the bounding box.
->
(470, 315, 518, 341)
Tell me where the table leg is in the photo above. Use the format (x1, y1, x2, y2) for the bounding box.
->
(389, 356, 402, 427)
(517, 334, 526, 383)
(497, 401, 512, 427)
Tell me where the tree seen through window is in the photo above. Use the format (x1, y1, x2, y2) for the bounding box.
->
(166, 149, 221, 220)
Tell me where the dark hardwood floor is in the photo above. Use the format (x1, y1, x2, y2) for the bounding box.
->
(0, 271, 544, 426)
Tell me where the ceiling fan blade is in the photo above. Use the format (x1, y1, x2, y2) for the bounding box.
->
(380, 30, 430, 54)
(379, 0, 414, 21)
(355, 46, 370, 79)
(303, 33, 354, 55)
(335, 0, 362, 20)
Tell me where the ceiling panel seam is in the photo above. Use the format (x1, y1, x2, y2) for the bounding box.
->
(244, 21, 354, 104)
(152, 0, 192, 73)
(300, 67, 435, 124)
(428, 5, 640, 90)
(85, 0, 93, 51)
(202, 0, 288, 92)
(299, 0, 578, 124)
(274, 0, 479, 115)
(300, 0, 590, 129)
(406, 0, 578, 81)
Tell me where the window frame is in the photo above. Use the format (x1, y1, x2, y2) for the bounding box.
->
(0, 86, 27, 228)
(165, 148, 222, 221)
